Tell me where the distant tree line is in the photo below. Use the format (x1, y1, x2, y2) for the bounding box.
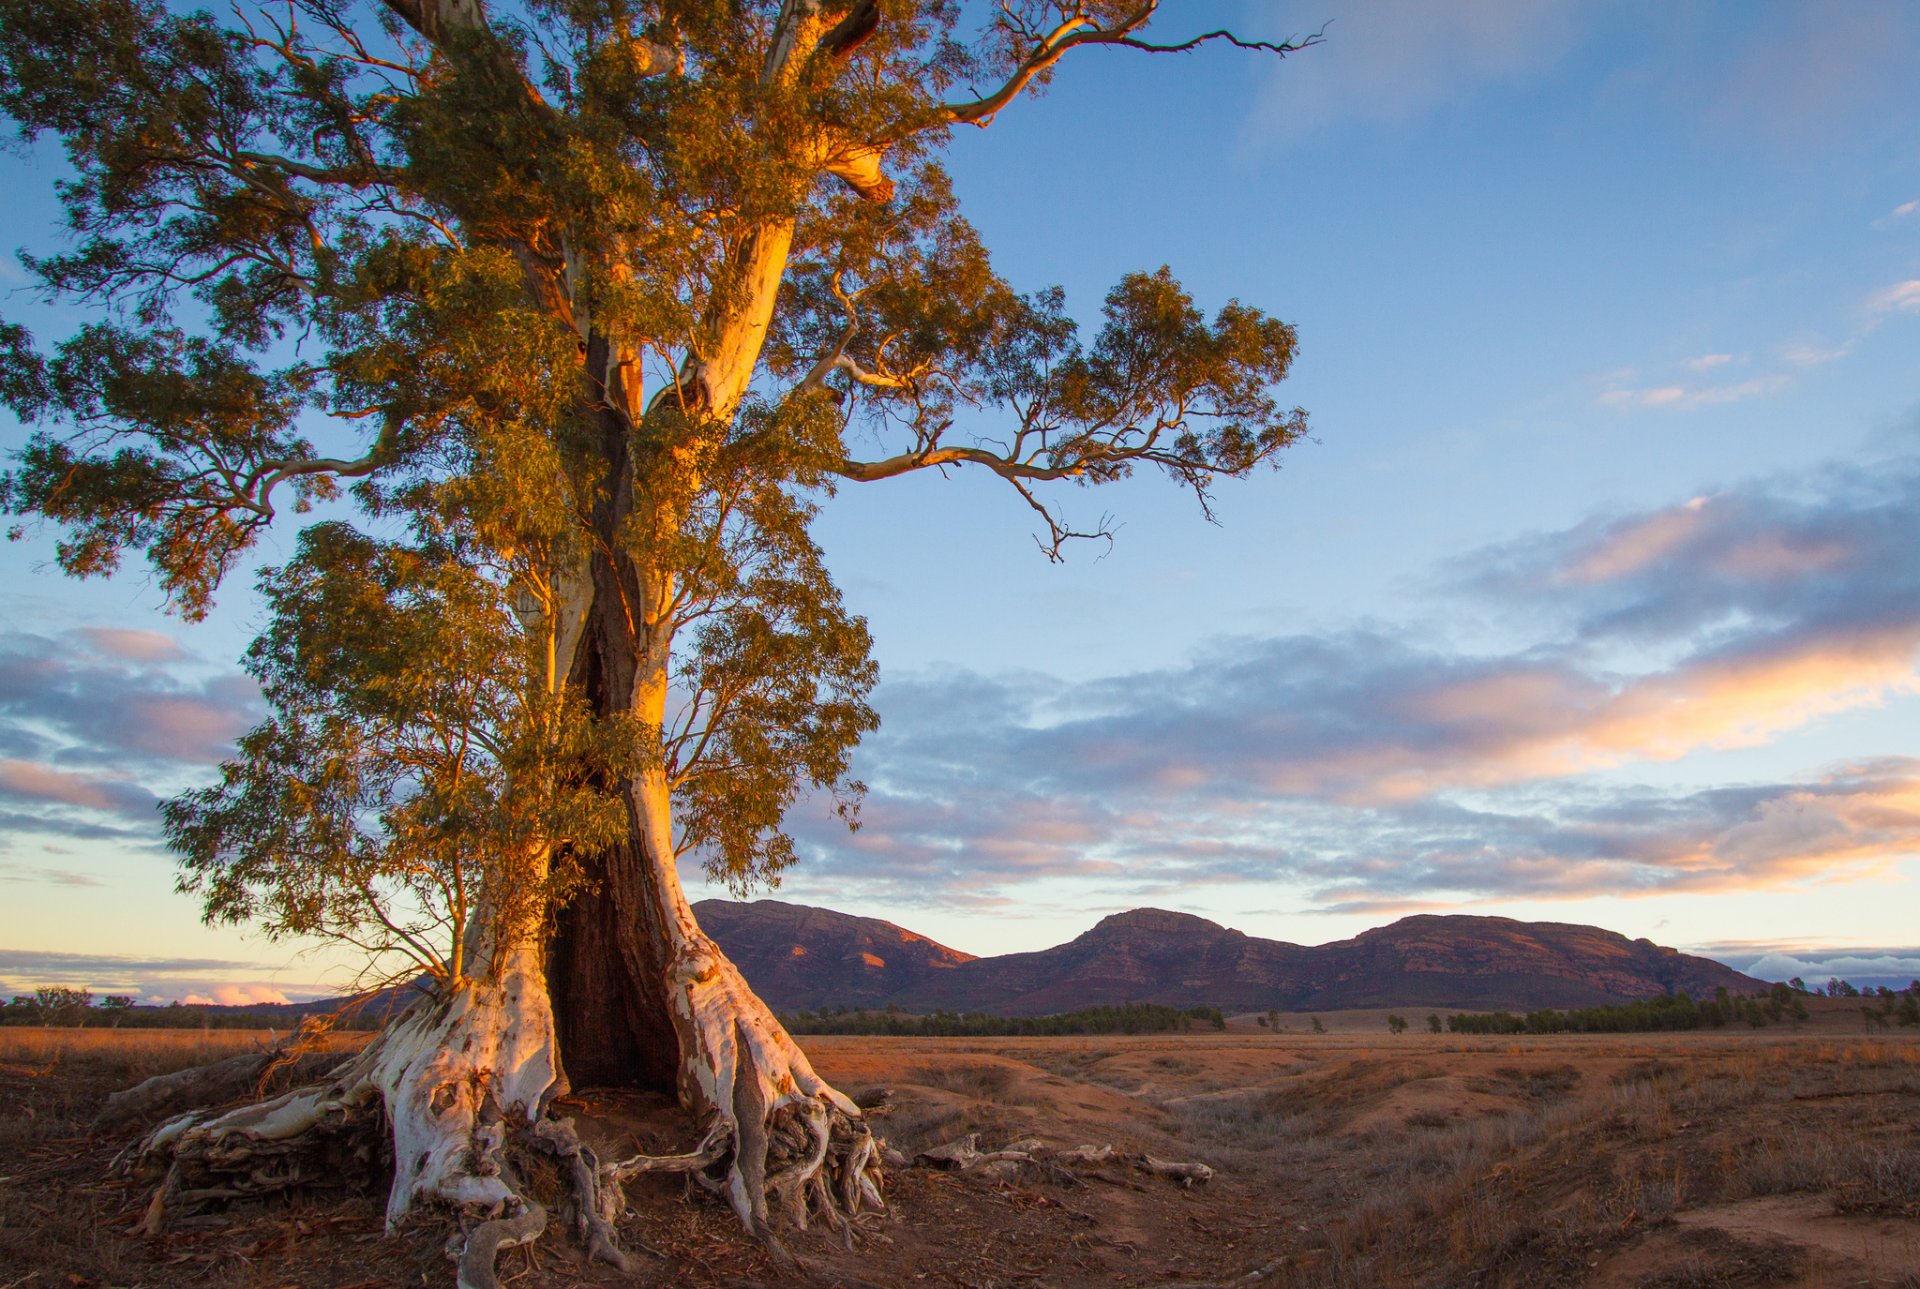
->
(1859, 985, 1920, 1031)
(1, 987, 388, 1030)
(1440, 984, 1843, 1035)
(781, 1003, 1227, 1037)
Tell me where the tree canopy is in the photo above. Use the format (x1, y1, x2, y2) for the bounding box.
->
(1, 0, 1313, 992)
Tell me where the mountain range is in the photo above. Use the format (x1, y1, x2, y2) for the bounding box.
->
(694, 899, 1765, 1014)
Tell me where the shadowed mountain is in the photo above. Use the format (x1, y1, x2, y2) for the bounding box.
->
(695, 901, 1765, 1015)
(692, 897, 977, 1011)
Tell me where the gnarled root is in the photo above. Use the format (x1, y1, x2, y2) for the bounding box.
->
(126, 946, 631, 1289)
(599, 940, 888, 1260)
(598, 1077, 887, 1257)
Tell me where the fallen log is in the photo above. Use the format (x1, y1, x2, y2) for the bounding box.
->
(93, 1050, 347, 1135)
(914, 1134, 1214, 1187)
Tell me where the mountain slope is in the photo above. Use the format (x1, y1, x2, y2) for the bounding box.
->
(692, 897, 976, 1011)
(696, 900, 1764, 1014)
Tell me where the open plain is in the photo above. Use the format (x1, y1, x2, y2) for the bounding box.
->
(2, 1008, 1917, 1289)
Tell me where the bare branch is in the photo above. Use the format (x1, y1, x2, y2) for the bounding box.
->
(937, 4, 1318, 129)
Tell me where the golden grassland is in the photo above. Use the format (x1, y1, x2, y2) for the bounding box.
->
(0, 1025, 370, 1093)
(0, 1019, 1915, 1287)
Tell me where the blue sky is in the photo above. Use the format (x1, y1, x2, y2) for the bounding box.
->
(4, 1, 1920, 1002)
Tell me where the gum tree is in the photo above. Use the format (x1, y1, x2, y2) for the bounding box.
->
(0, 0, 1313, 1280)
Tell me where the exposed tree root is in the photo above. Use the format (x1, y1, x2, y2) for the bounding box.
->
(647, 928, 889, 1258)
(118, 935, 892, 1284)
(94, 1048, 345, 1136)
(122, 944, 626, 1289)
(915, 1133, 1216, 1188)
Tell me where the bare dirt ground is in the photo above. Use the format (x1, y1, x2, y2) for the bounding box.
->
(2, 1006, 1916, 1288)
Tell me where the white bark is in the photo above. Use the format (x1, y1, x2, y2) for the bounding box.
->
(610, 764, 886, 1246)
(133, 938, 629, 1289)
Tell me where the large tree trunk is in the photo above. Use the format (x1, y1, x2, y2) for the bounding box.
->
(547, 486, 884, 1242)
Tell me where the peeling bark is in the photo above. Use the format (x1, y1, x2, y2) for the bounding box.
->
(131, 939, 635, 1288)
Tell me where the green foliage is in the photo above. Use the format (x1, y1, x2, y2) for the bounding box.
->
(1443, 998, 1735, 1037)
(1, 987, 96, 1026)
(166, 523, 635, 985)
(0, 0, 1310, 988)
(1426, 1013, 1442, 1034)
(1386, 1013, 1407, 1034)
(782, 1003, 1227, 1037)
(1866, 983, 1920, 1029)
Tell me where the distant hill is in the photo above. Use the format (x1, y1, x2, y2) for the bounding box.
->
(693, 900, 1765, 1014)
(694, 898, 977, 1010)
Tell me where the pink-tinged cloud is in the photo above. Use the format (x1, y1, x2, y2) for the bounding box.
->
(1293, 760, 1920, 911)
(1561, 500, 1709, 583)
(75, 627, 186, 663)
(1542, 627, 1920, 769)
(180, 985, 292, 1006)
(1869, 280, 1920, 314)
(0, 759, 154, 816)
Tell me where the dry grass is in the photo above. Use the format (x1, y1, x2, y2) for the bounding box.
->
(2, 1025, 1917, 1288)
(1085, 1032, 1920, 1288)
(1, 1025, 295, 1072)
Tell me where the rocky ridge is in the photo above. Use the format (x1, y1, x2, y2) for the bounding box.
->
(692, 900, 1765, 1014)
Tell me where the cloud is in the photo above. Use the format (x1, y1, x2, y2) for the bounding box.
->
(0, 626, 258, 843)
(1685, 353, 1736, 372)
(1246, 0, 1584, 142)
(1779, 339, 1854, 368)
(1600, 374, 1790, 410)
(776, 454, 1920, 911)
(0, 949, 269, 974)
(0, 860, 107, 886)
(181, 985, 292, 1006)
(1867, 280, 1920, 314)
(1715, 948, 1920, 989)
(1697, 5, 1920, 146)
(0, 759, 156, 817)
(1872, 199, 1918, 230)
(0, 949, 333, 1004)
(74, 627, 188, 663)
(0, 628, 258, 769)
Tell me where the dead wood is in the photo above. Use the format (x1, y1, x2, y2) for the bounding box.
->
(93, 1050, 347, 1135)
(914, 1134, 1214, 1187)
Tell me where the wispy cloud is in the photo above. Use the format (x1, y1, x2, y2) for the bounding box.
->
(0, 859, 107, 887)
(1600, 374, 1789, 410)
(1867, 279, 1920, 314)
(0, 759, 156, 817)
(1246, 0, 1583, 142)
(1871, 199, 1918, 230)
(1698, 4, 1920, 146)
